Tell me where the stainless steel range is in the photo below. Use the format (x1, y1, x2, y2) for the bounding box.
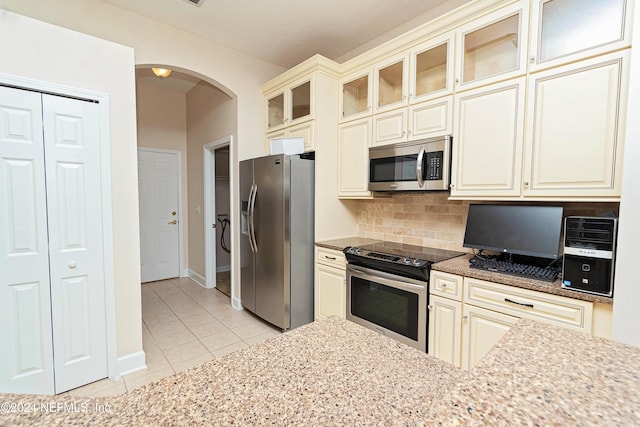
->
(344, 242, 464, 351)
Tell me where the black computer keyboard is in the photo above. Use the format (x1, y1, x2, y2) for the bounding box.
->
(469, 256, 559, 282)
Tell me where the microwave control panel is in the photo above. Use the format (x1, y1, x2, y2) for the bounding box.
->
(425, 151, 443, 181)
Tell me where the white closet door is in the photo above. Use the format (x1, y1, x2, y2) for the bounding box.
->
(42, 94, 107, 393)
(0, 86, 55, 395)
(138, 149, 180, 283)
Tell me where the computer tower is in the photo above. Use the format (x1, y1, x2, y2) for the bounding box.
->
(562, 216, 617, 297)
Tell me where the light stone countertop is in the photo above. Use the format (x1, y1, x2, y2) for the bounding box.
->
(1, 317, 639, 425)
(315, 236, 382, 251)
(432, 253, 613, 305)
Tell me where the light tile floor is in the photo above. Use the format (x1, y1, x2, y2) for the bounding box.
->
(64, 277, 281, 398)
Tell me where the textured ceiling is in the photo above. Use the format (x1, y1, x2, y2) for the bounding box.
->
(105, 0, 464, 68)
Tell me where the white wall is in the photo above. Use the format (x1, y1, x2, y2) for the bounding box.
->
(0, 0, 284, 365)
(612, 2, 640, 347)
(0, 11, 141, 359)
(135, 81, 189, 272)
(186, 82, 237, 278)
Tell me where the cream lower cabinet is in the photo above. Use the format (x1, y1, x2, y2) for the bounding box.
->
(461, 304, 518, 369)
(314, 247, 346, 320)
(429, 271, 600, 369)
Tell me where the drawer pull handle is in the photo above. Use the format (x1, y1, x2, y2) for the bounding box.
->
(324, 255, 336, 260)
(505, 298, 534, 308)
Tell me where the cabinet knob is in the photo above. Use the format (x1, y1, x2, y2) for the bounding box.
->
(463, 315, 469, 320)
(427, 304, 433, 310)
(530, 55, 535, 63)
(449, 183, 455, 189)
(441, 283, 448, 288)
(68, 261, 77, 269)
(524, 182, 529, 188)
(368, 105, 371, 110)
(455, 78, 460, 84)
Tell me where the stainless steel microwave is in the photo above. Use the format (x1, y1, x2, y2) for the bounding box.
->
(368, 135, 452, 192)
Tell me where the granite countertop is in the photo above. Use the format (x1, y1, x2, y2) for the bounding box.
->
(315, 236, 382, 251)
(433, 253, 613, 305)
(2, 317, 639, 426)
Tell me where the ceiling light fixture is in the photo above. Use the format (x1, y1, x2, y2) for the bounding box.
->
(151, 67, 172, 78)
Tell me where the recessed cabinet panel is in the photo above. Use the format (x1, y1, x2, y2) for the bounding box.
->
(428, 295, 462, 367)
(524, 52, 628, 197)
(338, 117, 372, 198)
(452, 78, 525, 197)
(462, 304, 518, 369)
(531, 0, 628, 71)
(373, 109, 407, 146)
(409, 97, 452, 140)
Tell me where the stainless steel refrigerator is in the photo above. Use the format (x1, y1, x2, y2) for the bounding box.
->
(240, 153, 314, 330)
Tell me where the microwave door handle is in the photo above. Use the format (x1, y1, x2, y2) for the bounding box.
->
(416, 146, 425, 188)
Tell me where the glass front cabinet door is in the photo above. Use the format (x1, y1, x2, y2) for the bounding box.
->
(373, 52, 409, 114)
(410, 32, 454, 103)
(529, 0, 630, 72)
(340, 70, 372, 123)
(455, 2, 529, 91)
(265, 77, 313, 131)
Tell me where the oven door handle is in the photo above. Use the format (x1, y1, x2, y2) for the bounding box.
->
(416, 146, 425, 188)
(347, 265, 426, 292)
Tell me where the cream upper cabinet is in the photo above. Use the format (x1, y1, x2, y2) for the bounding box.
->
(338, 117, 373, 198)
(265, 121, 315, 154)
(265, 76, 313, 132)
(408, 96, 453, 141)
(451, 77, 526, 197)
(409, 32, 454, 104)
(373, 52, 410, 114)
(528, 0, 630, 73)
(372, 108, 407, 146)
(340, 69, 373, 123)
(455, 2, 529, 92)
(523, 51, 629, 198)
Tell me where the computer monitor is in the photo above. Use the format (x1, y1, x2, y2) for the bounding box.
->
(463, 204, 564, 260)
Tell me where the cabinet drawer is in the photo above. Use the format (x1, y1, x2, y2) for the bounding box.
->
(430, 270, 463, 301)
(464, 278, 593, 332)
(315, 247, 346, 269)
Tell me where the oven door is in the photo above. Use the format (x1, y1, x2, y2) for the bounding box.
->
(346, 264, 427, 351)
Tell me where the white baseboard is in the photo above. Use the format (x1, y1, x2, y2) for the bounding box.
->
(116, 351, 147, 378)
(188, 269, 206, 287)
(232, 296, 243, 310)
(181, 268, 189, 277)
(216, 265, 231, 273)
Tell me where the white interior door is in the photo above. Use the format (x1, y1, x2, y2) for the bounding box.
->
(0, 86, 55, 395)
(0, 87, 107, 395)
(138, 149, 180, 283)
(42, 94, 108, 393)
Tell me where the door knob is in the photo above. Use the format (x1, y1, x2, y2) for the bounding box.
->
(69, 261, 77, 269)
(171, 211, 177, 216)
(168, 220, 177, 225)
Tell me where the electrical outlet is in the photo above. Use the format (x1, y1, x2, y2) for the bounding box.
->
(195, 205, 201, 214)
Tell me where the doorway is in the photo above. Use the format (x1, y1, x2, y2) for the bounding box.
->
(204, 136, 234, 299)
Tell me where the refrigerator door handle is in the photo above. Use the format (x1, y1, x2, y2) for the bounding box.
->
(248, 183, 258, 252)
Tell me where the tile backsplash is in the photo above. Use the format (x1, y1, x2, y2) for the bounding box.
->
(354, 193, 619, 252)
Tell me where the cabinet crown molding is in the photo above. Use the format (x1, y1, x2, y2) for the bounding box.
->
(261, 54, 340, 93)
